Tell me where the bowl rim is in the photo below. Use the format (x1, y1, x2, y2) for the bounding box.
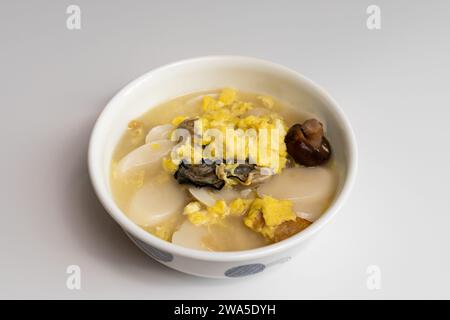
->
(88, 55, 358, 262)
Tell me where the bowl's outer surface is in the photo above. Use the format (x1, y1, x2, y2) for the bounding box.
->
(125, 231, 310, 278)
(88, 56, 357, 278)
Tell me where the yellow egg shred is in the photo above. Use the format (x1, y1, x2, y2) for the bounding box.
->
(181, 194, 295, 240)
(244, 195, 296, 239)
(183, 200, 230, 226)
(168, 88, 288, 174)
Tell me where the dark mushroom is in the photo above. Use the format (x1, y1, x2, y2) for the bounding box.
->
(284, 119, 331, 166)
(227, 164, 256, 182)
(174, 161, 225, 190)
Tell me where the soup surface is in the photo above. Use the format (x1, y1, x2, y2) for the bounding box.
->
(110, 89, 339, 251)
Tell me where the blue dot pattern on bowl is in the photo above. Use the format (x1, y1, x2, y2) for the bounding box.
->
(134, 238, 174, 262)
(225, 264, 266, 277)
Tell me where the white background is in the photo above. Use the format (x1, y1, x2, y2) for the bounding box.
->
(1, 0, 449, 299)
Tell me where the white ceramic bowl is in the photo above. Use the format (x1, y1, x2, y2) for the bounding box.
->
(88, 56, 357, 278)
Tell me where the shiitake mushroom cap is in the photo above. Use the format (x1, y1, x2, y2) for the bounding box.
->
(284, 120, 332, 167)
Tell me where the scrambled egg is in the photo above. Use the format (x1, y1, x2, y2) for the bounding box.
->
(229, 198, 253, 216)
(219, 88, 237, 104)
(162, 157, 178, 173)
(183, 200, 230, 226)
(244, 195, 296, 240)
(168, 88, 288, 175)
(171, 115, 188, 126)
(181, 194, 295, 240)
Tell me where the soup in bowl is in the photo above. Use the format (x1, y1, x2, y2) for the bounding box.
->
(88, 56, 357, 278)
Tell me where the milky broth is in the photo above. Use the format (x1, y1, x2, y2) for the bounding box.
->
(110, 89, 339, 251)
